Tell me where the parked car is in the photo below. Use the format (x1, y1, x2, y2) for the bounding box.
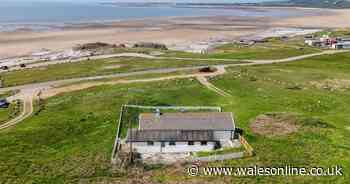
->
(0, 99, 9, 108)
(0, 66, 8, 70)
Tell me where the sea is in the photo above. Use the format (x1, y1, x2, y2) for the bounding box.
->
(0, 1, 307, 32)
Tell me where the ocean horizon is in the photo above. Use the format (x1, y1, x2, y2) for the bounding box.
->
(0, 2, 302, 32)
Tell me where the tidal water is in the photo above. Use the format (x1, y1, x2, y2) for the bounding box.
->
(0, 1, 303, 32)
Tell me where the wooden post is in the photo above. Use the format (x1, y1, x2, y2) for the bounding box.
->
(239, 135, 254, 157)
(126, 106, 134, 164)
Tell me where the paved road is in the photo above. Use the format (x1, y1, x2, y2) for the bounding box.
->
(2, 49, 346, 74)
(0, 65, 225, 93)
(0, 53, 156, 73)
(0, 49, 348, 130)
(0, 89, 36, 130)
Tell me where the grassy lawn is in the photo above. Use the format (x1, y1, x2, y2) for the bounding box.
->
(0, 103, 17, 125)
(0, 35, 326, 87)
(224, 52, 350, 88)
(0, 52, 349, 183)
(0, 79, 220, 184)
(163, 37, 322, 60)
(53, 69, 201, 88)
(313, 29, 350, 38)
(0, 57, 244, 87)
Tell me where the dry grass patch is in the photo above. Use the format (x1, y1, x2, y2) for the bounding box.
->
(249, 113, 299, 137)
(310, 79, 350, 91)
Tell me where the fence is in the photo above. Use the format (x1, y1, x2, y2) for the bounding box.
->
(123, 105, 222, 112)
(111, 105, 125, 164)
(239, 135, 254, 157)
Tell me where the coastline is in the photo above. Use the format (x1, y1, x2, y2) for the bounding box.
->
(0, 7, 350, 58)
(0, 15, 269, 58)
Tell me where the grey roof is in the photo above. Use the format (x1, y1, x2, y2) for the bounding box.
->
(126, 129, 214, 142)
(139, 112, 234, 131)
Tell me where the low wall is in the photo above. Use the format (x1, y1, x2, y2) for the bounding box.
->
(134, 141, 215, 153)
(191, 152, 244, 162)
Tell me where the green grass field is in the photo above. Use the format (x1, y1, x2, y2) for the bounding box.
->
(163, 37, 322, 60)
(0, 35, 323, 88)
(0, 51, 349, 183)
(0, 57, 245, 87)
(313, 29, 350, 38)
(0, 104, 16, 125)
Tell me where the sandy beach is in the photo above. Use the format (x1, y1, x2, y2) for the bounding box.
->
(1, 7, 350, 58)
(274, 9, 350, 28)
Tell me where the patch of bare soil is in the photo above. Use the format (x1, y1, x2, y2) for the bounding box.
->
(250, 114, 299, 137)
(142, 153, 189, 165)
(310, 79, 350, 91)
(42, 82, 110, 98)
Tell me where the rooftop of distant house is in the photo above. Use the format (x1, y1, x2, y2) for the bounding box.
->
(139, 112, 235, 131)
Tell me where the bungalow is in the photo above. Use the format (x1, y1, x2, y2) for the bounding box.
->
(331, 41, 350, 49)
(126, 111, 236, 154)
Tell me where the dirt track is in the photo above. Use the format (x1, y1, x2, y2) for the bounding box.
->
(0, 49, 348, 130)
(0, 89, 36, 130)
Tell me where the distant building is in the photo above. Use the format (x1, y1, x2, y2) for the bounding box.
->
(126, 112, 236, 153)
(320, 34, 330, 42)
(331, 41, 350, 49)
(305, 39, 323, 47)
(252, 38, 268, 43)
(304, 34, 350, 49)
(340, 38, 350, 42)
(304, 35, 314, 39)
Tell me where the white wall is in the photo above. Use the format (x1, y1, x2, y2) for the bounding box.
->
(214, 130, 233, 140)
(133, 141, 216, 154)
(163, 142, 215, 153)
(132, 142, 162, 153)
